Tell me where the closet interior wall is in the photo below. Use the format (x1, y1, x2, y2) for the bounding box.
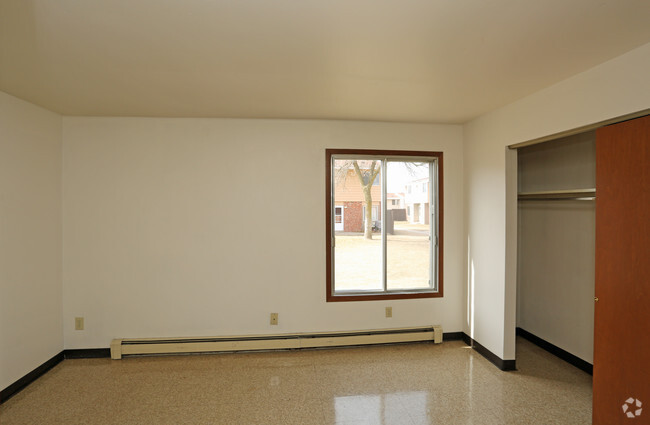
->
(516, 131, 596, 364)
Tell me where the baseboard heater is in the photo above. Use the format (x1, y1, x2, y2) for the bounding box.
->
(110, 325, 442, 359)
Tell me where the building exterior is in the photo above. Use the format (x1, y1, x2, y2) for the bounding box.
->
(387, 192, 405, 210)
(404, 178, 430, 225)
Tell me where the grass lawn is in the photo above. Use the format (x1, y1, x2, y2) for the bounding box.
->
(334, 222, 431, 291)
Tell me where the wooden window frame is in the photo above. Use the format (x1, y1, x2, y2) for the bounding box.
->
(326, 149, 444, 302)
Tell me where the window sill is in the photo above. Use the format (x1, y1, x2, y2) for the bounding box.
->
(327, 291, 443, 302)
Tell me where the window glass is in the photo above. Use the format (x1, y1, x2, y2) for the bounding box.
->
(333, 159, 383, 292)
(386, 161, 431, 290)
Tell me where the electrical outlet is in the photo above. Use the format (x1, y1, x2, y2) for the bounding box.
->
(270, 313, 279, 325)
(385, 307, 392, 318)
(75, 317, 84, 330)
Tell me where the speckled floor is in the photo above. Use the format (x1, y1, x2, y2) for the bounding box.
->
(0, 337, 592, 424)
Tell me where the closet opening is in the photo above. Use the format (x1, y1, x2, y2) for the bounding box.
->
(514, 131, 596, 374)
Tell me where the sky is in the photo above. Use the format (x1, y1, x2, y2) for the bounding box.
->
(386, 161, 429, 193)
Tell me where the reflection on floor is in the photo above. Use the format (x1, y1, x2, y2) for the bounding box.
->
(0, 336, 592, 424)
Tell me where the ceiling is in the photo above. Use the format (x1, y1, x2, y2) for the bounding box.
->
(1, 0, 650, 123)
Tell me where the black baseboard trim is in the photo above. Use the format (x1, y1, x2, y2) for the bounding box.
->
(462, 333, 517, 371)
(442, 331, 464, 341)
(516, 327, 593, 375)
(462, 332, 472, 346)
(2, 333, 523, 404)
(0, 348, 112, 405)
(0, 351, 64, 404)
(64, 348, 111, 359)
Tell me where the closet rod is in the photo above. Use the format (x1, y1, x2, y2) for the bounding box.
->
(518, 196, 595, 201)
(518, 188, 596, 201)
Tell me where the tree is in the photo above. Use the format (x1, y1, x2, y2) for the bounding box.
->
(335, 160, 381, 240)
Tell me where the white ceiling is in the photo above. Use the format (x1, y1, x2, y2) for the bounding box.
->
(2, 0, 650, 123)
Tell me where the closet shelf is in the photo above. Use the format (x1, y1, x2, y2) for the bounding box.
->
(518, 188, 596, 201)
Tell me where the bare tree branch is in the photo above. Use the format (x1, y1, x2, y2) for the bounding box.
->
(352, 161, 364, 185)
(368, 160, 380, 184)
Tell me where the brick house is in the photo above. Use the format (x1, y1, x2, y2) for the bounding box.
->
(333, 166, 381, 233)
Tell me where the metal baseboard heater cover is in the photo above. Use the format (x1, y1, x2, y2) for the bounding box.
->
(110, 325, 443, 359)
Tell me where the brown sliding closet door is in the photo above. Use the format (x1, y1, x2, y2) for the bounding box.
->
(593, 114, 650, 424)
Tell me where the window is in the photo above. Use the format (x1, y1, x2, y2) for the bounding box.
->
(363, 205, 379, 222)
(326, 149, 443, 301)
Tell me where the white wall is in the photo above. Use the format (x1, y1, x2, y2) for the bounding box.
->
(62, 118, 463, 349)
(0, 92, 62, 390)
(517, 133, 596, 363)
(463, 42, 650, 360)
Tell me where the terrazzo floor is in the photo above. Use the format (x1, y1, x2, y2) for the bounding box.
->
(0, 337, 592, 424)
